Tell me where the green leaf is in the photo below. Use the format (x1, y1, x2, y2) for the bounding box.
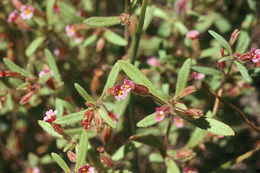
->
(55, 110, 86, 125)
(25, 36, 46, 56)
(234, 61, 252, 83)
(174, 21, 188, 35)
(38, 120, 63, 138)
(98, 108, 116, 128)
(55, 98, 64, 118)
(218, 56, 232, 63)
(38, 72, 51, 84)
(129, 134, 164, 155)
(191, 66, 221, 76)
(179, 116, 235, 136)
(208, 30, 232, 54)
(74, 83, 94, 102)
(82, 35, 97, 47)
(51, 153, 71, 172)
(118, 60, 170, 103)
(236, 30, 251, 54)
(174, 59, 191, 99)
(84, 16, 120, 27)
(185, 128, 207, 148)
(45, 49, 61, 83)
(46, 0, 55, 25)
(59, 1, 82, 23)
(165, 157, 180, 173)
(75, 130, 88, 171)
(3, 58, 32, 77)
(112, 145, 126, 161)
(101, 62, 120, 96)
(104, 30, 127, 46)
(137, 113, 157, 127)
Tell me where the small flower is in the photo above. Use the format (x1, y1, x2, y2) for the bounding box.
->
(108, 112, 119, 124)
(249, 48, 260, 63)
(26, 167, 40, 173)
(74, 34, 84, 43)
(43, 109, 57, 123)
(191, 71, 205, 80)
(78, 165, 95, 173)
(113, 84, 128, 101)
(20, 5, 34, 20)
(66, 25, 77, 37)
(122, 78, 135, 93)
(186, 30, 199, 40)
(155, 107, 166, 122)
(8, 10, 19, 23)
(175, 148, 195, 162)
(119, 13, 130, 25)
(39, 69, 53, 78)
(174, 116, 185, 128)
(147, 57, 160, 67)
(183, 166, 198, 173)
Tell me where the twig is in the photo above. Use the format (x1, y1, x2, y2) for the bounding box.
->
(209, 88, 260, 133)
(163, 116, 174, 155)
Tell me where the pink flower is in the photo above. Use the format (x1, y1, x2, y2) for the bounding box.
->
(43, 109, 57, 123)
(8, 10, 19, 23)
(191, 71, 205, 80)
(249, 48, 260, 63)
(26, 167, 40, 173)
(20, 5, 34, 19)
(121, 78, 135, 93)
(78, 165, 95, 173)
(174, 116, 185, 128)
(183, 167, 198, 173)
(175, 0, 190, 16)
(108, 112, 119, 124)
(155, 107, 166, 122)
(39, 69, 53, 78)
(66, 25, 77, 37)
(113, 84, 128, 101)
(186, 30, 199, 40)
(74, 34, 84, 43)
(147, 57, 160, 67)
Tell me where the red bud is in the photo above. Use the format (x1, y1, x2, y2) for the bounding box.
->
(67, 151, 77, 163)
(132, 84, 150, 96)
(19, 91, 34, 105)
(102, 125, 112, 143)
(229, 29, 240, 46)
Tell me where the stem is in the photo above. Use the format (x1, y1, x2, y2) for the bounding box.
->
(163, 116, 174, 155)
(209, 88, 260, 133)
(130, 0, 148, 64)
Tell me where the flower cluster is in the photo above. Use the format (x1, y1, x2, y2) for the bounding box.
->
(65, 25, 84, 43)
(119, 13, 130, 25)
(43, 109, 57, 123)
(78, 165, 95, 173)
(108, 79, 135, 101)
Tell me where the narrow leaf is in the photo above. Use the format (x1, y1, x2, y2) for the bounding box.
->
(185, 128, 207, 148)
(51, 153, 71, 172)
(174, 59, 191, 99)
(59, 2, 82, 23)
(38, 120, 63, 138)
(74, 83, 94, 102)
(137, 113, 157, 127)
(55, 110, 86, 125)
(234, 61, 252, 83)
(98, 108, 116, 128)
(191, 66, 221, 76)
(84, 16, 120, 27)
(75, 130, 88, 171)
(165, 157, 180, 173)
(101, 62, 120, 96)
(236, 30, 251, 54)
(3, 58, 31, 77)
(45, 49, 61, 83)
(82, 35, 97, 47)
(104, 30, 127, 46)
(25, 36, 46, 56)
(218, 56, 231, 62)
(46, 0, 55, 25)
(118, 60, 170, 103)
(208, 30, 232, 54)
(55, 98, 64, 118)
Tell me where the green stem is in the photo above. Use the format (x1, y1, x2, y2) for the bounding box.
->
(130, 0, 148, 64)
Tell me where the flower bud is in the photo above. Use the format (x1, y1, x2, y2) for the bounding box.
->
(12, 0, 22, 9)
(132, 84, 150, 96)
(239, 53, 251, 61)
(97, 147, 114, 168)
(67, 150, 77, 163)
(217, 61, 226, 70)
(94, 111, 102, 132)
(177, 85, 196, 99)
(185, 107, 204, 120)
(229, 29, 240, 46)
(102, 125, 112, 143)
(51, 123, 64, 135)
(219, 48, 224, 57)
(19, 91, 34, 105)
(119, 13, 130, 25)
(85, 102, 95, 108)
(175, 148, 195, 162)
(96, 38, 105, 52)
